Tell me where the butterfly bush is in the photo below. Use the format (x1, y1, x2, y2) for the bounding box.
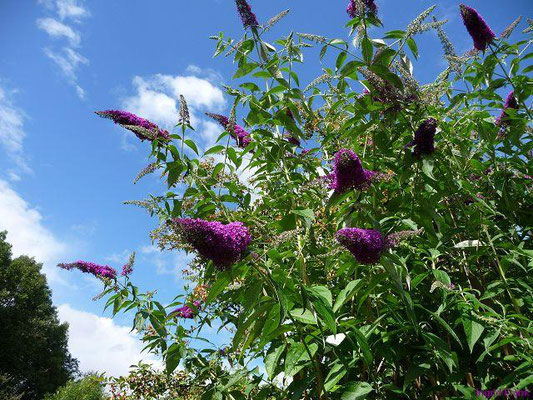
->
(406, 118, 437, 157)
(329, 149, 376, 193)
(67, 2, 533, 399)
(174, 218, 251, 270)
(205, 112, 252, 148)
(170, 300, 202, 319)
(234, 0, 258, 29)
(460, 4, 495, 51)
(95, 110, 170, 141)
(58, 261, 117, 280)
(336, 228, 386, 264)
(496, 90, 519, 126)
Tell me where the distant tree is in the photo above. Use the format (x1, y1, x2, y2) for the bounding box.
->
(0, 231, 79, 399)
(44, 375, 106, 400)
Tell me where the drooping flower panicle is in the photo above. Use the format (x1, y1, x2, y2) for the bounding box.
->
(58, 261, 117, 280)
(347, 0, 377, 18)
(175, 218, 252, 269)
(235, 0, 258, 29)
(121, 252, 135, 277)
(170, 300, 202, 319)
(406, 118, 437, 157)
(460, 4, 495, 51)
(205, 112, 252, 148)
(95, 110, 170, 141)
(495, 90, 519, 126)
(336, 228, 386, 264)
(329, 149, 376, 193)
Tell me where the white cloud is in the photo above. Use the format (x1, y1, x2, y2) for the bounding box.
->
(44, 47, 88, 98)
(121, 70, 226, 151)
(0, 179, 67, 281)
(57, 304, 160, 377)
(37, 0, 89, 99)
(37, 18, 80, 46)
(56, 0, 89, 20)
(0, 86, 31, 175)
(139, 244, 192, 276)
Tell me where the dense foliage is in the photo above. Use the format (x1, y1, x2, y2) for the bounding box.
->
(44, 375, 106, 400)
(0, 232, 79, 400)
(63, 2, 532, 399)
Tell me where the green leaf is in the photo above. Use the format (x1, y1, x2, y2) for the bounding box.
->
(324, 362, 347, 392)
(289, 308, 316, 325)
(463, 316, 485, 353)
(184, 139, 199, 155)
(307, 285, 333, 306)
(262, 303, 281, 338)
(333, 279, 362, 312)
(284, 342, 317, 377)
(206, 274, 231, 304)
(353, 328, 373, 367)
(336, 51, 348, 70)
(204, 145, 225, 156)
(406, 38, 418, 59)
(341, 382, 373, 400)
(421, 159, 437, 181)
(265, 343, 285, 379)
(362, 36, 373, 64)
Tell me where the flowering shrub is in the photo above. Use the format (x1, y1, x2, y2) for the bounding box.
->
(61, 1, 533, 399)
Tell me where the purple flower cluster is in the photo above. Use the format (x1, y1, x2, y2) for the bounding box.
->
(95, 110, 170, 141)
(121, 263, 133, 277)
(336, 228, 386, 264)
(205, 112, 252, 148)
(170, 300, 202, 319)
(460, 4, 495, 51)
(406, 118, 437, 157)
(58, 261, 117, 280)
(347, 0, 377, 18)
(175, 218, 252, 269)
(235, 0, 258, 29)
(329, 149, 376, 194)
(495, 91, 519, 126)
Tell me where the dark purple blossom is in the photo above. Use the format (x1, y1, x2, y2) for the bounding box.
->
(336, 228, 386, 264)
(95, 110, 170, 141)
(235, 0, 258, 29)
(329, 149, 376, 194)
(205, 112, 252, 148)
(170, 300, 202, 319)
(175, 218, 252, 269)
(347, 0, 377, 18)
(406, 118, 437, 157)
(284, 133, 300, 146)
(495, 90, 519, 126)
(460, 4, 495, 51)
(58, 260, 117, 280)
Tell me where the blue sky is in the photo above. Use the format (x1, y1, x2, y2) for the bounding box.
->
(0, 0, 531, 377)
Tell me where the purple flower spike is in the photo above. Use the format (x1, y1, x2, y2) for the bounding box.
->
(329, 149, 376, 194)
(284, 133, 301, 146)
(58, 261, 117, 280)
(496, 90, 519, 126)
(96, 110, 170, 141)
(170, 300, 201, 320)
(460, 4, 495, 51)
(347, 0, 377, 18)
(205, 112, 252, 148)
(175, 218, 252, 269)
(406, 118, 437, 158)
(235, 0, 258, 29)
(336, 228, 386, 264)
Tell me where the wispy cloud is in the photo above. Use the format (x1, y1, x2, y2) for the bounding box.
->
(0, 85, 31, 176)
(44, 47, 88, 98)
(37, 18, 80, 46)
(37, 0, 89, 99)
